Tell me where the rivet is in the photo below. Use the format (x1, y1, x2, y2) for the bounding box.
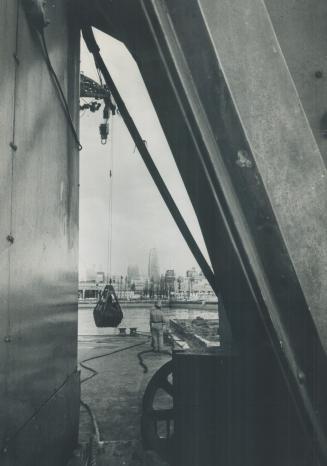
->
(6, 235, 14, 244)
(315, 70, 323, 79)
(236, 149, 252, 169)
(9, 142, 17, 151)
(298, 370, 306, 384)
(4, 336, 11, 343)
(13, 53, 20, 65)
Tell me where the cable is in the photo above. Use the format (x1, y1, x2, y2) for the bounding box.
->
(137, 348, 172, 373)
(80, 399, 102, 448)
(1, 373, 74, 456)
(39, 30, 82, 151)
(79, 338, 151, 456)
(137, 349, 153, 374)
(79, 339, 154, 461)
(105, 117, 114, 282)
(80, 339, 150, 383)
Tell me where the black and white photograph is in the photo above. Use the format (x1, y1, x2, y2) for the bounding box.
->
(1, 1, 327, 465)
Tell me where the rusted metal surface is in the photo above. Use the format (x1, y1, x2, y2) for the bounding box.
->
(0, 1, 80, 464)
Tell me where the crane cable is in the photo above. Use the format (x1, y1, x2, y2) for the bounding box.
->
(21, 2, 82, 151)
(39, 30, 82, 151)
(106, 117, 114, 284)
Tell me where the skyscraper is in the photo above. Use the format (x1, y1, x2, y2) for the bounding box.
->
(148, 248, 160, 282)
(127, 264, 140, 281)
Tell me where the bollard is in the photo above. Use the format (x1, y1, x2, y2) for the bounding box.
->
(119, 328, 127, 336)
(130, 327, 137, 336)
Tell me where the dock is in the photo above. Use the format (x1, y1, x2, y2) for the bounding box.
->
(77, 336, 171, 465)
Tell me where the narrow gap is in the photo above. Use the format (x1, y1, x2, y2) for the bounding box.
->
(77, 31, 219, 465)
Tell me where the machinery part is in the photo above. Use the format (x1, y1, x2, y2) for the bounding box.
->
(93, 284, 123, 327)
(80, 73, 111, 100)
(99, 121, 109, 144)
(141, 360, 174, 462)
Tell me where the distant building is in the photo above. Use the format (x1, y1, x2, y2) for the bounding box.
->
(79, 280, 102, 300)
(176, 275, 187, 293)
(148, 248, 160, 282)
(109, 274, 124, 285)
(165, 269, 176, 295)
(96, 271, 105, 283)
(127, 264, 140, 281)
(131, 277, 146, 293)
(172, 268, 217, 301)
(85, 267, 97, 281)
(186, 267, 198, 279)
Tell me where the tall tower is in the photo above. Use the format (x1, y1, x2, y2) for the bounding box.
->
(127, 264, 140, 281)
(148, 248, 160, 282)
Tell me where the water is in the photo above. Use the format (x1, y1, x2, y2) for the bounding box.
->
(78, 304, 218, 335)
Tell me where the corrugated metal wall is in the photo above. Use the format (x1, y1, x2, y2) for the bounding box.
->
(0, 1, 80, 464)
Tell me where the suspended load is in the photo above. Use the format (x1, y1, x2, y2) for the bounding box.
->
(93, 284, 123, 328)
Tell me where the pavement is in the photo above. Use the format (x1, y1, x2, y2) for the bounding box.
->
(78, 335, 171, 465)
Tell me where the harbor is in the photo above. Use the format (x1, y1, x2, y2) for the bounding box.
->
(78, 303, 218, 336)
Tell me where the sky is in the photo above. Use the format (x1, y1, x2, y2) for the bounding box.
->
(79, 30, 209, 279)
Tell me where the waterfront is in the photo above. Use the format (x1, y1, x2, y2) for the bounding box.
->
(77, 304, 219, 465)
(78, 304, 218, 335)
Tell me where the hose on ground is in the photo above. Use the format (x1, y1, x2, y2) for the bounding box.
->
(137, 350, 153, 373)
(80, 399, 102, 446)
(80, 338, 151, 454)
(80, 339, 150, 384)
(137, 349, 173, 374)
(79, 336, 171, 463)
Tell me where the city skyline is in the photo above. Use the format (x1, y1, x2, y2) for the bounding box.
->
(79, 262, 215, 302)
(148, 248, 160, 281)
(79, 30, 210, 279)
(80, 259, 202, 281)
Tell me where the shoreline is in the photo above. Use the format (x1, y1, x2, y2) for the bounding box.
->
(79, 300, 218, 311)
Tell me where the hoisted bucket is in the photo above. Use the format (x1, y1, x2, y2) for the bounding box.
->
(93, 284, 123, 328)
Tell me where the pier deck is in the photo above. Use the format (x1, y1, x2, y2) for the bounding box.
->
(78, 336, 171, 465)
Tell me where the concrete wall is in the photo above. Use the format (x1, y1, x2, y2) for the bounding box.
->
(0, 1, 80, 464)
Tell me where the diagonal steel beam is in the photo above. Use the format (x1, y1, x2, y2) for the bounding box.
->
(137, 0, 327, 461)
